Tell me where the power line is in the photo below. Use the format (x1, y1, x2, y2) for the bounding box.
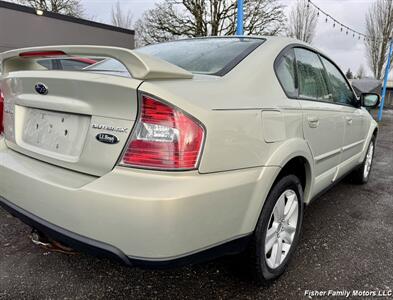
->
(307, 0, 380, 43)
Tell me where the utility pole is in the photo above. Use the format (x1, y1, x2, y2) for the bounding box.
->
(378, 39, 393, 122)
(236, 0, 244, 36)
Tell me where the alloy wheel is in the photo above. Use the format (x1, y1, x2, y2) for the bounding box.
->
(265, 189, 299, 269)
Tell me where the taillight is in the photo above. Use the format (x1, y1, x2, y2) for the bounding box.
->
(121, 94, 205, 170)
(0, 89, 4, 134)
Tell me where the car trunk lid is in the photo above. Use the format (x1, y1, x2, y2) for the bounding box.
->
(0, 46, 193, 176)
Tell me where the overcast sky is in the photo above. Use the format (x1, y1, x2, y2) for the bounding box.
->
(82, 0, 375, 77)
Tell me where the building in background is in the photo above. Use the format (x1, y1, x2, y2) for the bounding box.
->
(0, 1, 134, 54)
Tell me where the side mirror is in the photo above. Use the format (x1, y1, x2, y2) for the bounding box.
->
(360, 93, 380, 108)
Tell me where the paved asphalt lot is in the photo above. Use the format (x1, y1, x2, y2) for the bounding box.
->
(1, 110, 392, 300)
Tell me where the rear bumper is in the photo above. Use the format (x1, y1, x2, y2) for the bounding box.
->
(0, 144, 280, 264)
(0, 196, 251, 268)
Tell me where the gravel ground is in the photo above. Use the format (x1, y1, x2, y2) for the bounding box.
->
(1, 110, 392, 300)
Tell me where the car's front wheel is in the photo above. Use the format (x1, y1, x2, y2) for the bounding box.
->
(245, 175, 304, 284)
(351, 136, 375, 184)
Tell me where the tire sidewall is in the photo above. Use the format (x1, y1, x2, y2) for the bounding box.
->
(254, 175, 304, 281)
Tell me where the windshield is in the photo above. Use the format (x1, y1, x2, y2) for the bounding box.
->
(136, 37, 264, 75)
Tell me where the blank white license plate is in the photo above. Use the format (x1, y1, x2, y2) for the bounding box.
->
(22, 108, 90, 157)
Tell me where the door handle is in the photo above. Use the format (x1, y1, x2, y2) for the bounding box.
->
(345, 116, 353, 125)
(307, 116, 319, 128)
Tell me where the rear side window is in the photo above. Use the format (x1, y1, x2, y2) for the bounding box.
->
(136, 37, 264, 76)
(276, 49, 297, 97)
(294, 48, 331, 101)
(320, 57, 356, 106)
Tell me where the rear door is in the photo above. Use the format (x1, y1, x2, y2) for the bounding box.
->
(294, 48, 345, 194)
(320, 56, 366, 174)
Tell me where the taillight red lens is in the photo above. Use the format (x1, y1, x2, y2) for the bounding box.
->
(121, 94, 204, 170)
(0, 89, 4, 134)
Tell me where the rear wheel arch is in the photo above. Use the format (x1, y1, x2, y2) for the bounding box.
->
(275, 156, 312, 203)
(246, 154, 312, 233)
(267, 138, 314, 203)
(240, 140, 314, 235)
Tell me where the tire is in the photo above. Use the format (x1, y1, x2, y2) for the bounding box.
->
(351, 137, 375, 184)
(245, 175, 304, 285)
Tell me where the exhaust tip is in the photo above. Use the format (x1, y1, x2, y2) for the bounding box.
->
(30, 229, 78, 255)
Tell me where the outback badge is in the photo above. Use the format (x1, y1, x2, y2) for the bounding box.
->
(96, 133, 119, 144)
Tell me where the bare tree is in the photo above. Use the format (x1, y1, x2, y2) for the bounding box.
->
(111, 0, 133, 29)
(12, 0, 83, 17)
(356, 65, 366, 79)
(286, 0, 318, 43)
(365, 0, 393, 79)
(134, 0, 285, 47)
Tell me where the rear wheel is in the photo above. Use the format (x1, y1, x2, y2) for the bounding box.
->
(351, 137, 375, 184)
(245, 175, 304, 284)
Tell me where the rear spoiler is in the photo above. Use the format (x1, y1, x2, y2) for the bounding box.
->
(0, 45, 193, 80)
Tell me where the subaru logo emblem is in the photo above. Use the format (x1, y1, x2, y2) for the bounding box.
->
(35, 83, 48, 95)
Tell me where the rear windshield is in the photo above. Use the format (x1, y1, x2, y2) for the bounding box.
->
(136, 37, 264, 76)
(84, 58, 127, 72)
(82, 58, 130, 77)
